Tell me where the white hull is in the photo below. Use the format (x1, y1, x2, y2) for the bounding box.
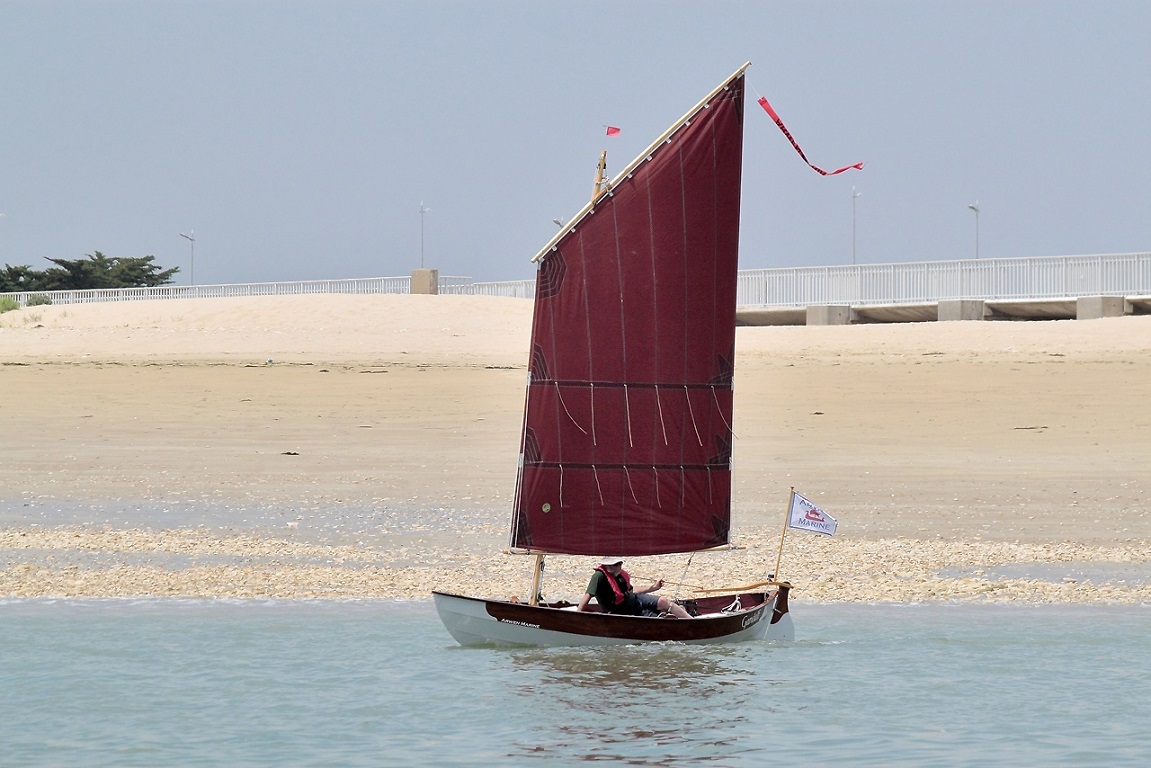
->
(433, 588, 794, 647)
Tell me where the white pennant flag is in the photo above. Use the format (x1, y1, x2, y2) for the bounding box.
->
(788, 492, 838, 536)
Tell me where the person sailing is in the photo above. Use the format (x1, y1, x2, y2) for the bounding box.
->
(575, 558, 693, 618)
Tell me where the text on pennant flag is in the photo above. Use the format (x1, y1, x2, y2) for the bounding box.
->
(757, 97, 863, 177)
(788, 492, 838, 536)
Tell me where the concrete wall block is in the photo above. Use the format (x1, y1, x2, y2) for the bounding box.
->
(410, 268, 439, 295)
(806, 305, 852, 326)
(1076, 295, 1126, 320)
(938, 299, 986, 321)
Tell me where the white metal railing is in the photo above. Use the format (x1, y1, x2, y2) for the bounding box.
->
(735, 252, 1151, 308)
(439, 279, 536, 298)
(3, 253, 1149, 310)
(0, 276, 414, 307)
(0, 275, 537, 307)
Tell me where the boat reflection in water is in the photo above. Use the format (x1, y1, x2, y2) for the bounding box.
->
(503, 643, 783, 762)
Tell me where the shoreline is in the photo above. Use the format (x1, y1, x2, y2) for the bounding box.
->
(2, 522, 1149, 603)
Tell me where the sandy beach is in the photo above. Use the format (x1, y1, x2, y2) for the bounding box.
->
(2, 294, 1149, 603)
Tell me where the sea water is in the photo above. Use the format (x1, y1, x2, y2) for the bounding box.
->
(1, 600, 1148, 767)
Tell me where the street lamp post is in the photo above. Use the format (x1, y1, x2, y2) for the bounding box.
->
(967, 202, 979, 259)
(851, 187, 862, 265)
(418, 203, 430, 268)
(180, 230, 195, 285)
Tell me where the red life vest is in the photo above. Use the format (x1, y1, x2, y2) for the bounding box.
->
(594, 566, 632, 605)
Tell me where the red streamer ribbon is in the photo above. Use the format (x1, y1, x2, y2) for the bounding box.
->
(758, 96, 863, 176)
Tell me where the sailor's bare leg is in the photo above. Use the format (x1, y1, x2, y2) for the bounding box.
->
(657, 596, 693, 618)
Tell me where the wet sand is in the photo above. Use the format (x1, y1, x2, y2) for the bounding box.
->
(2, 295, 1149, 603)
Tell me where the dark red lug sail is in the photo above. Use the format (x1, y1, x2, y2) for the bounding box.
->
(511, 72, 745, 557)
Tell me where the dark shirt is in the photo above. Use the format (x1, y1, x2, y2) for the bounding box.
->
(587, 570, 639, 615)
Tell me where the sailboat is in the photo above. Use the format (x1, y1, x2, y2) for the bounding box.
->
(433, 62, 793, 646)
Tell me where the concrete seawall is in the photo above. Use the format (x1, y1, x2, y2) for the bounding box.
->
(738, 295, 1151, 325)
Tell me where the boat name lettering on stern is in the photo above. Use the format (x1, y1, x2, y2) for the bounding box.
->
(741, 612, 762, 628)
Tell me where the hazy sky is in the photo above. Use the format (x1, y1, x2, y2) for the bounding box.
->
(2, 1, 1148, 285)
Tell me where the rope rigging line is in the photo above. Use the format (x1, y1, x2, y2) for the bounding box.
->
(655, 385, 669, 445)
(554, 381, 587, 435)
(712, 385, 733, 436)
(685, 386, 703, 446)
(589, 382, 597, 446)
(624, 466, 639, 504)
(673, 552, 696, 602)
(624, 384, 634, 447)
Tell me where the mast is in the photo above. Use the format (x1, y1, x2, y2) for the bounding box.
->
(590, 150, 608, 203)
